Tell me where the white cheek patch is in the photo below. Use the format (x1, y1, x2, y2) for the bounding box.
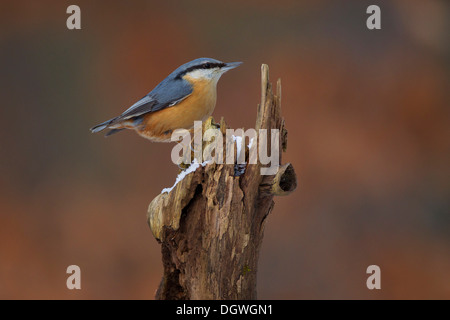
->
(186, 68, 222, 80)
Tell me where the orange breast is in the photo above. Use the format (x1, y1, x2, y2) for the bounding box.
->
(137, 77, 217, 142)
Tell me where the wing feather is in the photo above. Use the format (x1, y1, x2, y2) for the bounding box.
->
(111, 77, 193, 123)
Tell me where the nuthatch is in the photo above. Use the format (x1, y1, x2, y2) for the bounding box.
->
(90, 58, 242, 142)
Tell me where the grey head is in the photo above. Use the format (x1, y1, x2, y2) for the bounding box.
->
(170, 57, 242, 80)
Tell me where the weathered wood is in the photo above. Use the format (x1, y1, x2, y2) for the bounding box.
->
(147, 64, 297, 300)
(260, 163, 297, 196)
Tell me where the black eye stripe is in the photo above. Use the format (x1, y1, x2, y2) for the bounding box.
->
(203, 62, 225, 69)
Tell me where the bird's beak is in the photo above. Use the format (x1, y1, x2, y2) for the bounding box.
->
(222, 61, 243, 72)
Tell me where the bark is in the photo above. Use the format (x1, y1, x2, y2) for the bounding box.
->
(147, 64, 297, 300)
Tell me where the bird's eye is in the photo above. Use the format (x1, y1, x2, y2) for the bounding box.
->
(204, 63, 211, 69)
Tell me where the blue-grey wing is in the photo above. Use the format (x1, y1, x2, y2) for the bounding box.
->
(115, 77, 192, 121)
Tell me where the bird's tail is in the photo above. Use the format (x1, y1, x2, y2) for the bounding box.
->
(90, 119, 113, 133)
(90, 118, 127, 137)
(105, 128, 125, 136)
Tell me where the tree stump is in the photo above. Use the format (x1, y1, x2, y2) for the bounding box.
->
(147, 64, 297, 300)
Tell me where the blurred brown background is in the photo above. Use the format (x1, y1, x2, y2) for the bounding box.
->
(0, 0, 449, 299)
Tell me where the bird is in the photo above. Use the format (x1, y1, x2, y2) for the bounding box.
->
(90, 58, 242, 142)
